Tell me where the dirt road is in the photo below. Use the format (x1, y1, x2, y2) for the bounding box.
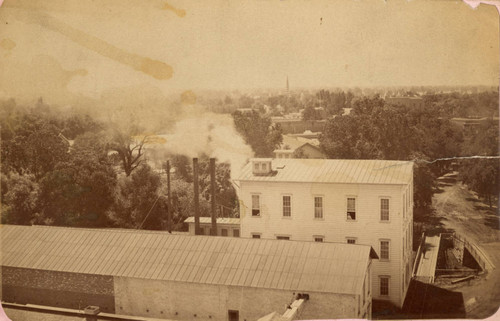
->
(432, 172, 500, 318)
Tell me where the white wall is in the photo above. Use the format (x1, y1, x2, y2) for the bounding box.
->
(239, 180, 412, 307)
(187, 223, 240, 237)
(114, 277, 360, 320)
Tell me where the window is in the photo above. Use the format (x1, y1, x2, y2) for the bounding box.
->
(252, 234, 261, 239)
(380, 240, 390, 260)
(276, 236, 290, 240)
(380, 277, 389, 296)
(254, 163, 259, 171)
(228, 310, 239, 321)
(347, 237, 356, 244)
(283, 195, 291, 217)
(314, 196, 323, 219)
(221, 229, 228, 237)
(262, 163, 267, 171)
(233, 229, 240, 237)
(252, 195, 260, 216)
(347, 197, 356, 220)
(314, 236, 324, 242)
(380, 198, 389, 221)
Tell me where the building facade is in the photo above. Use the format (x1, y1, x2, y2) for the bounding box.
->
(274, 134, 325, 160)
(236, 158, 414, 308)
(1, 225, 375, 321)
(184, 217, 240, 237)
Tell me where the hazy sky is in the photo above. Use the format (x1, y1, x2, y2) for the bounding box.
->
(0, 0, 498, 105)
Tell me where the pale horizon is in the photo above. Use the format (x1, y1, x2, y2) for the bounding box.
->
(0, 0, 498, 106)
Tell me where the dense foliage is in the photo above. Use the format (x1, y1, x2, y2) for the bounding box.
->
(0, 99, 239, 230)
(458, 119, 499, 208)
(320, 96, 465, 209)
(1, 88, 497, 229)
(232, 110, 282, 157)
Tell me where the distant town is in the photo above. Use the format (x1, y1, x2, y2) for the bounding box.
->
(1, 82, 499, 320)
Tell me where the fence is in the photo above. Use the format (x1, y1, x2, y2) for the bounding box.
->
(412, 232, 426, 277)
(440, 232, 495, 272)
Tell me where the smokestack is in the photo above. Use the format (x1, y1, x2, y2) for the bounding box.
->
(166, 160, 172, 233)
(210, 158, 217, 236)
(193, 158, 200, 235)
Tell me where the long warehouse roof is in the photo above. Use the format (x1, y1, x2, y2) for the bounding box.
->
(1, 225, 375, 296)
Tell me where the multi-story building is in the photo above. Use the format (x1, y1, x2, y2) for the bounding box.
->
(236, 158, 414, 308)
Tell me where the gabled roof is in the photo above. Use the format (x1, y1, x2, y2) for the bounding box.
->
(1, 225, 374, 296)
(280, 135, 319, 151)
(238, 159, 413, 185)
(184, 217, 240, 225)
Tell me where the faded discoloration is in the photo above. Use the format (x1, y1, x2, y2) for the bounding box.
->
(0, 38, 16, 50)
(16, 10, 173, 80)
(180, 90, 197, 105)
(162, 2, 186, 18)
(133, 133, 167, 145)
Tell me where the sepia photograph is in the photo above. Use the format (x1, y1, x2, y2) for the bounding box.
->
(0, 0, 499, 320)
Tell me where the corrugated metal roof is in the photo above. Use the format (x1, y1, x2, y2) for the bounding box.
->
(1, 225, 372, 296)
(184, 217, 240, 225)
(238, 158, 413, 185)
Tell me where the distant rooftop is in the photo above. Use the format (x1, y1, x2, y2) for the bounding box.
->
(386, 96, 423, 100)
(184, 217, 240, 225)
(1, 225, 375, 296)
(239, 159, 413, 185)
(280, 135, 320, 150)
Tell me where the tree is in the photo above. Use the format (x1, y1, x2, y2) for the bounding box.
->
(459, 119, 499, 208)
(238, 95, 255, 109)
(320, 115, 381, 159)
(62, 114, 101, 139)
(412, 154, 436, 209)
(351, 95, 385, 115)
(2, 115, 69, 180)
(460, 159, 499, 208)
(302, 106, 323, 120)
(108, 125, 152, 176)
(37, 133, 117, 227)
(2, 174, 39, 225)
(109, 164, 166, 229)
(233, 110, 282, 157)
(167, 178, 210, 230)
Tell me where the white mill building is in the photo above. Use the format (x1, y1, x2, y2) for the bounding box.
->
(235, 158, 414, 308)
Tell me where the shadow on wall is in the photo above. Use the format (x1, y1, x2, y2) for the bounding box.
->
(372, 279, 465, 319)
(402, 280, 465, 319)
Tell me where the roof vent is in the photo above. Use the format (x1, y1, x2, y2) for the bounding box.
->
(84, 306, 100, 315)
(251, 158, 272, 176)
